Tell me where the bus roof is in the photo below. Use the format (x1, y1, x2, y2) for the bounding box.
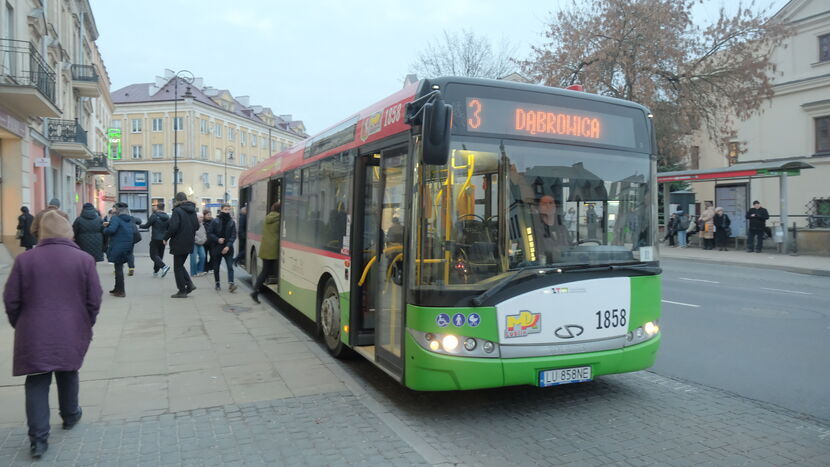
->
(240, 77, 652, 187)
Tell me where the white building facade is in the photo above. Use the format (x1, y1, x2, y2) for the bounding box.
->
(0, 0, 113, 247)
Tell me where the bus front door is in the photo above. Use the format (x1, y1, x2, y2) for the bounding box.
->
(353, 148, 408, 377)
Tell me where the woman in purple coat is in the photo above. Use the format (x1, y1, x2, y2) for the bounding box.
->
(4, 210, 103, 459)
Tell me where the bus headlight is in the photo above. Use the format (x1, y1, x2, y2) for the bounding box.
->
(624, 320, 660, 347)
(463, 338, 477, 351)
(482, 341, 495, 353)
(410, 330, 499, 358)
(442, 335, 459, 352)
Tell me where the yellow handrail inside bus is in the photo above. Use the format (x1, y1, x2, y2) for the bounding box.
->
(358, 256, 377, 287)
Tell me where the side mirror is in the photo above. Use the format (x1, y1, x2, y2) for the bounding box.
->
(421, 98, 452, 165)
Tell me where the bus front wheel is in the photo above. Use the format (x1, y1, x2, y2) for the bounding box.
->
(319, 278, 345, 357)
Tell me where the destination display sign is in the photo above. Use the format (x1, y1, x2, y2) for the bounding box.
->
(464, 97, 639, 149)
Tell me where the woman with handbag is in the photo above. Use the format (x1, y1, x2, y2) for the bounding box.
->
(17, 206, 36, 251)
(713, 207, 731, 251)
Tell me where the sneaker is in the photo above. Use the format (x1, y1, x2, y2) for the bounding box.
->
(171, 292, 188, 298)
(153, 272, 159, 278)
(128, 268, 135, 276)
(215, 283, 221, 291)
(229, 283, 238, 293)
(250, 292, 260, 304)
(109, 291, 125, 298)
(63, 407, 82, 430)
(185, 285, 197, 294)
(160, 265, 171, 277)
(30, 440, 48, 459)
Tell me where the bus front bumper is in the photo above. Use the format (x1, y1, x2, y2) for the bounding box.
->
(403, 333, 661, 391)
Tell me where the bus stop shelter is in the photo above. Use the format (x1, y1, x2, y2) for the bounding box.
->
(658, 160, 814, 254)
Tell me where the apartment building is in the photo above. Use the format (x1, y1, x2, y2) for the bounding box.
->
(0, 0, 113, 246)
(111, 69, 306, 219)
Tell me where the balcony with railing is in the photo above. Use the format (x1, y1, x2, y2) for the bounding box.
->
(70, 64, 101, 98)
(47, 119, 93, 158)
(84, 153, 113, 174)
(0, 38, 60, 118)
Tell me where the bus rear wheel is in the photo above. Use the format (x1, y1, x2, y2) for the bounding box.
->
(319, 278, 345, 357)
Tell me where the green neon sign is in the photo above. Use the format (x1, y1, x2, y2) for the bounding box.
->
(107, 128, 122, 160)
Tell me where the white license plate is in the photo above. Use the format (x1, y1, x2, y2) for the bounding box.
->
(539, 366, 592, 387)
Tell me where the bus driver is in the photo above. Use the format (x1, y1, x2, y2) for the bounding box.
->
(533, 194, 569, 264)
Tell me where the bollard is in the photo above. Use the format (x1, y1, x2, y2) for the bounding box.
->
(791, 222, 798, 256)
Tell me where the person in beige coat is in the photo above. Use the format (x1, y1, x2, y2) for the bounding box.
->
(700, 202, 716, 250)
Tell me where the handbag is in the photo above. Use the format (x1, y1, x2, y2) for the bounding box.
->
(133, 224, 142, 244)
(726, 226, 733, 237)
(15, 229, 23, 239)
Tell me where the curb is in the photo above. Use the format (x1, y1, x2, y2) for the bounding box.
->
(660, 255, 830, 277)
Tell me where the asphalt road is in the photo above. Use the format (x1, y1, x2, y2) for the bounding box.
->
(655, 257, 830, 422)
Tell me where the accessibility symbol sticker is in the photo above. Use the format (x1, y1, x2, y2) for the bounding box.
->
(452, 313, 466, 327)
(435, 313, 450, 328)
(468, 313, 481, 327)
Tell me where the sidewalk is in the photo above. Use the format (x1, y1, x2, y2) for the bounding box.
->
(659, 244, 830, 276)
(0, 250, 431, 465)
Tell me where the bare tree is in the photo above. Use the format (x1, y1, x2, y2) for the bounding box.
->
(412, 29, 517, 79)
(520, 0, 790, 168)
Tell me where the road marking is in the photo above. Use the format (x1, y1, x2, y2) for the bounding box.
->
(760, 287, 812, 295)
(662, 300, 701, 308)
(678, 277, 720, 284)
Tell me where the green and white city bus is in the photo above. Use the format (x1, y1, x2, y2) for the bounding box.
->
(239, 77, 661, 391)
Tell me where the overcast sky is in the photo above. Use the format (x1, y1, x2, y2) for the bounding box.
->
(91, 0, 790, 135)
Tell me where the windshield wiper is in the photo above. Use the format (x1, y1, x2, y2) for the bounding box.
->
(471, 266, 560, 306)
(557, 263, 662, 275)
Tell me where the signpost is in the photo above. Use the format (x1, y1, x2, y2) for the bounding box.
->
(107, 128, 122, 160)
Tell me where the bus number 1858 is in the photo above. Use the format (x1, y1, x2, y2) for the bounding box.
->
(595, 309, 627, 329)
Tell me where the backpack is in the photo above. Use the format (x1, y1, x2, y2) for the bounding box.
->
(678, 215, 690, 231)
(194, 223, 207, 245)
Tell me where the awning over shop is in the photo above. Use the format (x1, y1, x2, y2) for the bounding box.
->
(658, 160, 814, 183)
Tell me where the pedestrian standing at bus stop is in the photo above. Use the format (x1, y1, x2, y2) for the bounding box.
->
(745, 200, 769, 253)
(4, 210, 102, 459)
(251, 202, 280, 304)
(208, 203, 238, 293)
(166, 193, 199, 298)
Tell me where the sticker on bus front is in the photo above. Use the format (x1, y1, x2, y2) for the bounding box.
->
(452, 313, 466, 327)
(435, 313, 450, 327)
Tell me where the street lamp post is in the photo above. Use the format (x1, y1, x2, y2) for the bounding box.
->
(172, 70, 194, 201)
(225, 146, 232, 203)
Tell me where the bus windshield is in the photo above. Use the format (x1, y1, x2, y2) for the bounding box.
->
(415, 137, 654, 288)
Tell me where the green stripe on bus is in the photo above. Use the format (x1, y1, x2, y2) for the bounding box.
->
(630, 275, 661, 330)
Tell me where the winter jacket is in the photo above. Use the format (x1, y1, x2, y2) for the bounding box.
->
(17, 210, 36, 248)
(700, 206, 715, 240)
(73, 206, 104, 261)
(258, 212, 280, 260)
(104, 214, 136, 263)
(746, 207, 769, 231)
(164, 201, 199, 255)
(207, 214, 237, 256)
(141, 211, 170, 242)
(4, 237, 102, 376)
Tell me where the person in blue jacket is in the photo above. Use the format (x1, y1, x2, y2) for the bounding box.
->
(103, 203, 137, 297)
